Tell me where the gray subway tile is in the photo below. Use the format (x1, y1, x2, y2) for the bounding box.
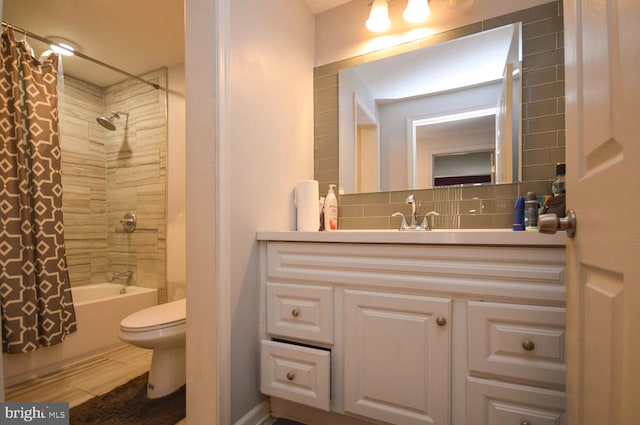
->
(524, 131, 559, 150)
(523, 66, 558, 87)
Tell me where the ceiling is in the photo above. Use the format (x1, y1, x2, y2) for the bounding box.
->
(1, 0, 342, 88)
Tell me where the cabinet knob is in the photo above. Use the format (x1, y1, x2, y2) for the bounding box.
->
(291, 309, 300, 318)
(521, 422, 530, 425)
(436, 316, 447, 326)
(286, 371, 295, 381)
(522, 340, 535, 351)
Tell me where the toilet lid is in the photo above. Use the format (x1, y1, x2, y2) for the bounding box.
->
(121, 298, 186, 331)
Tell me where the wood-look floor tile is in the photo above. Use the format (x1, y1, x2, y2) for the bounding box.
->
(4, 345, 151, 406)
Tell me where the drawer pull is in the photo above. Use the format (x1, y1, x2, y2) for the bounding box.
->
(521, 422, 530, 425)
(436, 316, 447, 327)
(286, 371, 295, 381)
(522, 340, 535, 351)
(291, 309, 300, 318)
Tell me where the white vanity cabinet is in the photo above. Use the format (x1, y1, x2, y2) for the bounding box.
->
(258, 232, 566, 425)
(343, 290, 451, 425)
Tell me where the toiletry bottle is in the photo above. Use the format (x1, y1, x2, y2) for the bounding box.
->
(542, 163, 566, 216)
(323, 185, 338, 231)
(513, 196, 525, 231)
(524, 191, 539, 231)
(318, 197, 325, 231)
(551, 162, 566, 195)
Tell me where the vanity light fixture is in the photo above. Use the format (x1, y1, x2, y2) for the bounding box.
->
(366, 0, 431, 33)
(366, 0, 392, 33)
(403, 0, 431, 24)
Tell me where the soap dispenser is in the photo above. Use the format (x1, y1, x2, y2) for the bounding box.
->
(323, 184, 338, 231)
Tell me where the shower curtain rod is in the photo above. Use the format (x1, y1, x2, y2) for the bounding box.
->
(2, 21, 162, 90)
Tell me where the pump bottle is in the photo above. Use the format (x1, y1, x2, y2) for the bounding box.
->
(323, 185, 338, 231)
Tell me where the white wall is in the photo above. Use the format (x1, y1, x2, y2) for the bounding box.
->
(228, 0, 314, 420)
(186, 0, 314, 423)
(315, 0, 552, 66)
(167, 63, 186, 302)
(185, 0, 218, 422)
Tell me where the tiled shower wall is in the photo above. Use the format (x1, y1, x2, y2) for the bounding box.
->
(60, 77, 108, 285)
(60, 70, 167, 297)
(314, 1, 565, 229)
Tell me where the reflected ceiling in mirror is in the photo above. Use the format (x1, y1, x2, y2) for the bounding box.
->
(338, 23, 522, 194)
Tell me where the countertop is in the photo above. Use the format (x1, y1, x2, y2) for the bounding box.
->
(257, 229, 567, 246)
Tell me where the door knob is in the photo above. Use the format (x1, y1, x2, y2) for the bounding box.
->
(539, 209, 577, 237)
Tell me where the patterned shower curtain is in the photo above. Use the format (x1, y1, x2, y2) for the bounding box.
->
(0, 30, 77, 354)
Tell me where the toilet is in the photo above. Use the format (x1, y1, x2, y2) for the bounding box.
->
(119, 298, 186, 398)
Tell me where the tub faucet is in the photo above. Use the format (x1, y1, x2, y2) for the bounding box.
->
(111, 271, 132, 282)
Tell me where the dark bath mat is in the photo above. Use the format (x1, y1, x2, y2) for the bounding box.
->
(70, 372, 185, 425)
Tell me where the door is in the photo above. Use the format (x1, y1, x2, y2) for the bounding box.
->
(343, 290, 451, 425)
(564, 1, 640, 424)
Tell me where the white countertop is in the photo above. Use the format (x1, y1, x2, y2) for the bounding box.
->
(257, 229, 567, 246)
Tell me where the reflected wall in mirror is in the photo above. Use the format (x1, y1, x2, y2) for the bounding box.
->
(314, 1, 565, 199)
(339, 23, 521, 194)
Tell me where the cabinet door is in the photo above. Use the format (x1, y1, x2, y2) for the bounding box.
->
(343, 290, 451, 425)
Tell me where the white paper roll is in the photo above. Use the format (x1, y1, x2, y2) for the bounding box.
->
(295, 180, 320, 231)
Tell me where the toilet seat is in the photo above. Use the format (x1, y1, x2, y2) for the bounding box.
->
(120, 299, 185, 333)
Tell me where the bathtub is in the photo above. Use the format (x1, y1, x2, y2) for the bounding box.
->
(3, 283, 158, 386)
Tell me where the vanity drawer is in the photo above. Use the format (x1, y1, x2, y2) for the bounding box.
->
(260, 339, 330, 411)
(266, 282, 333, 344)
(467, 377, 565, 425)
(468, 301, 566, 386)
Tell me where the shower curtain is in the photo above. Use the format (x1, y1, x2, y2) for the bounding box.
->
(0, 30, 77, 354)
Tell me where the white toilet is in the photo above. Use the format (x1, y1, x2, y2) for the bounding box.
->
(119, 298, 186, 398)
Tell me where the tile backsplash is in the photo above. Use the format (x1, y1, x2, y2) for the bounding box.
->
(338, 181, 553, 230)
(315, 1, 565, 229)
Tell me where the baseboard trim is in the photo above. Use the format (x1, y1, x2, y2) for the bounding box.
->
(234, 399, 272, 425)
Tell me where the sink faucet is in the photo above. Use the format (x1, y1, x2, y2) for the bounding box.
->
(406, 194, 419, 228)
(421, 211, 440, 231)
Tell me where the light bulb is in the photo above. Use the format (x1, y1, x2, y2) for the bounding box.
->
(48, 37, 76, 56)
(366, 0, 391, 33)
(403, 0, 431, 24)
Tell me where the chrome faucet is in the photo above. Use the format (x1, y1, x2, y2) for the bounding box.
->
(392, 194, 440, 231)
(111, 271, 133, 294)
(111, 271, 132, 282)
(421, 211, 440, 231)
(406, 194, 419, 228)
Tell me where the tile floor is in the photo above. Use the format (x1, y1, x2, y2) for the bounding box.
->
(5, 346, 311, 425)
(5, 344, 152, 407)
(4, 344, 187, 424)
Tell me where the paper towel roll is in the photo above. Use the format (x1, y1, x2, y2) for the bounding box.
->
(295, 180, 320, 231)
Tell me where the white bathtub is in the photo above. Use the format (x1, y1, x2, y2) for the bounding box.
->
(3, 283, 158, 386)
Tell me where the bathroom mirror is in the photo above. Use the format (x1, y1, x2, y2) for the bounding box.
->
(336, 23, 522, 194)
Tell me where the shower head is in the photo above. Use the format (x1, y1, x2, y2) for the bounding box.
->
(96, 111, 128, 131)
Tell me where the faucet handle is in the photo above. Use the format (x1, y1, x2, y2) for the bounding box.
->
(391, 212, 410, 231)
(421, 211, 440, 231)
